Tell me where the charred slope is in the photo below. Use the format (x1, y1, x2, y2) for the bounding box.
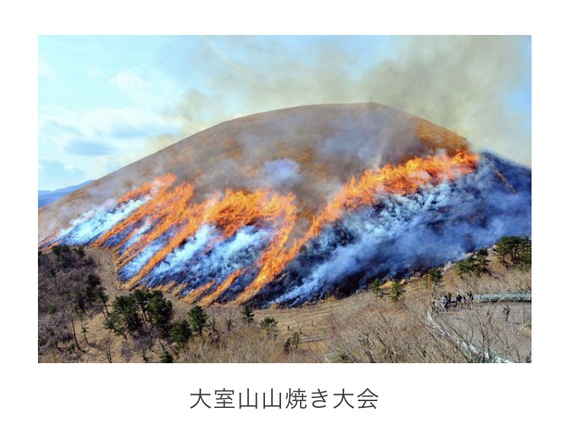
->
(251, 153, 531, 308)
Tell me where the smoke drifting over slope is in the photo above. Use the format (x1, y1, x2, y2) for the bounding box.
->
(167, 36, 530, 167)
(38, 104, 530, 308)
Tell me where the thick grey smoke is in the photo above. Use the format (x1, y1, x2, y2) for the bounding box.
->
(162, 36, 530, 166)
(361, 36, 531, 166)
(315, 106, 421, 171)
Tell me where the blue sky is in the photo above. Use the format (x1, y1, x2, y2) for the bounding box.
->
(38, 35, 531, 190)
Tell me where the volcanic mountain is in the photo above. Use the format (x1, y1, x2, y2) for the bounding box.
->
(38, 103, 531, 307)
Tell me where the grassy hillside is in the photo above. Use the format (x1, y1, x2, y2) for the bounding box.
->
(38, 103, 468, 242)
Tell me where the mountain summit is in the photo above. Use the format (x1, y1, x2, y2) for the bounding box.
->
(39, 103, 467, 237)
(38, 103, 530, 307)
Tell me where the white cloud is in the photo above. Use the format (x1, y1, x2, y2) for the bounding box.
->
(110, 70, 148, 99)
(38, 105, 182, 188)
(40, 105, 179, 146)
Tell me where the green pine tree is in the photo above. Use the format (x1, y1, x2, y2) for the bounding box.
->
(369, 278, 385, 298)
(240, 305, 255, 325)
(389, 280, 406, 302)
(188, 305, 209, 337)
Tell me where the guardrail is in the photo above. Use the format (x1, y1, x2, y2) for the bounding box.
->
(473, 293, 531, 303)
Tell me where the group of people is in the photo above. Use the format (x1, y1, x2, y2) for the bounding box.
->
(433, 291, 475, 311)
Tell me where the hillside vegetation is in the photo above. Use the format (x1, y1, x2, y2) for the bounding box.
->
(38, 236, 531, 363)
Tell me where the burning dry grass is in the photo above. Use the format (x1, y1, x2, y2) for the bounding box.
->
(38, 102, 531, 312)
(40, 149, 479, 308)
(37, 103, 531, 363)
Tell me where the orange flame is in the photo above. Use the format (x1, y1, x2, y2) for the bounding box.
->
(306, 149, 478, 239)
(94, 173, 177, 250)
(197, 269, 243, 307)
(184, 279, 216, 304)
(229, 149, 478, 304)
(50, 150, 478, 306)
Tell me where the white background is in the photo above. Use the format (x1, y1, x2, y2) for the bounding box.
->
(2, 1, 564, 428)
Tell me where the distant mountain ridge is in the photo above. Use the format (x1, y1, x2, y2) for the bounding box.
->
(38, 180, 93, 208)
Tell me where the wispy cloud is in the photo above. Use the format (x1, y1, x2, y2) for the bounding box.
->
(198, 36, 256, 83)
(39, 105, 181, 188)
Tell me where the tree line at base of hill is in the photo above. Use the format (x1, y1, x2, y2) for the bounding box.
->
(38, 246, 294, 362)
(39, 237, 531, 363)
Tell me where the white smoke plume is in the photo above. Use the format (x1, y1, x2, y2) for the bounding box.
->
(260, 159, 301, 189)
(268, 154, 531, 307)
